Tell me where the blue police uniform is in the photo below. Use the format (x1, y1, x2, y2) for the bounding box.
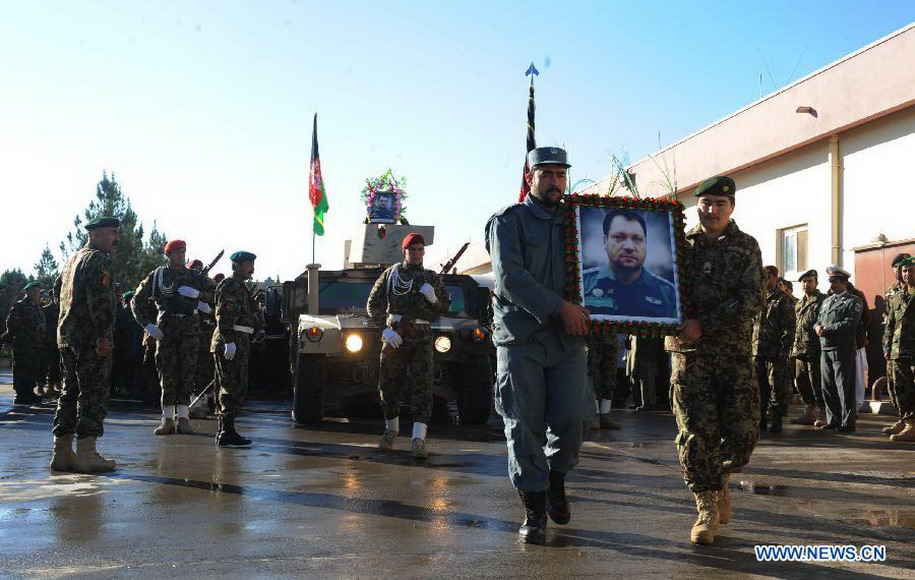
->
(582, 266, 678, 319)
(816, 290, 863, 428)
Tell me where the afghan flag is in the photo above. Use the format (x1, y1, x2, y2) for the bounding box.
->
(518, 62, 538, 202)
(309, 113, 329, 236)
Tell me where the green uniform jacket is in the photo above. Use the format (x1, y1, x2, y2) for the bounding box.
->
(210, 274, 260, 352)
(131, 265, 214, 327)
(57, 245, 117, 348)
(752, 288, 796, 357)
(673, 220, 764, 355)
(883, 288, 915, 359)
(366, 262, 449, 328)
(4, 297, 46, 350)
(791, 290, 826, 358)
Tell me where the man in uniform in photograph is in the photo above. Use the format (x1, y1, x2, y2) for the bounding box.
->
(132, 239, 213, 435)
(3, 282, 46, 404)
(485, 146, 591, 544)
(668, 176, 764, 545)
(790, 269, 828, 426)
(883, 252, 911, 435)
(814, 266, 863, 432)
(51, 216, 121, 473)
(752, 265, 796, 433)
(211, 251, 260, 447)
(367, 232, 449, 459)
(881, 256, 915, 441)
(583, 209, 678, 319)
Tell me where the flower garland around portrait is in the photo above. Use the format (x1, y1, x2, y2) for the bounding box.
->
(361, 169, 408, 223)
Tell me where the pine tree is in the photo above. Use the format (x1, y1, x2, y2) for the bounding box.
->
(0, 269, 30, 333)
(33, 245, 60, 290)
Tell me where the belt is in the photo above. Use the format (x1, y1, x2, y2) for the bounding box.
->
(232, 325, 255, 334)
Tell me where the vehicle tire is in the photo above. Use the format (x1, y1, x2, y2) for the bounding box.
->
(292, 353, 325, 425)
(458, 353, 494, 425)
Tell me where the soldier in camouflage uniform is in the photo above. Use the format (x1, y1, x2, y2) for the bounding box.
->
(211, 251, 260, 447)
(586, 334, 621, 429)
(882, 253, 911, 435)
(752, 265, 796, 433)
(132, 240, 213, 436)
(40, 290, 62, 397)
(667, 176, 764, 545)
(881, 256, 915, 441)
(367, 232, 449, 459)
(814, 266, 863, 432)
(188, 259, 218, 417)
(3, 282, 46, 404)
(790, 269, 827, 426)
(50, 216, 121, 474)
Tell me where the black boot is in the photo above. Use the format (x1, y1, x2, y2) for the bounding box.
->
(546, 470, 571, 525)
(216, 416, 252, 447)
(518, 490, 548, 544)
(769, 410, 783, 433)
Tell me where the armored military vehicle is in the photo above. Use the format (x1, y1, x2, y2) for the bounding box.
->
(282, 224, 494, 425)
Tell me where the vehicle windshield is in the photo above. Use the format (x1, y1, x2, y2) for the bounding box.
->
(317, 280, 466, 315)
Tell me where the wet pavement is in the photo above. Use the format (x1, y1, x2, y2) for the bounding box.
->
(1, 369, 913, 579)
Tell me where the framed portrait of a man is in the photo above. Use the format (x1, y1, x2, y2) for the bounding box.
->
(369, 190, 397, 224)
(564, 195, 688, 335)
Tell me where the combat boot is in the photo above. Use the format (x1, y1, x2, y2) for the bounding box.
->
(378, 429, 397, 451)
(216, 416, 251, 447)
(518, 490, 548, 544)
(72, 436, 116, 473)
(175, 417, 194, 435)
(154, 417, 176, 435)
(717, 473, 731, 524)
(690, 491, 719, 545)
(546, 470, 571, 525)
(599, 413, 621, 430)
(411, 438, 429, 460)
(882, 419, 906, 435)
(889, 420, 915, 442)
(790, 405, 817, 425)
(813, 408, 827, 427)
(769, 410, 783, 433)
(49, 434, 75, 472)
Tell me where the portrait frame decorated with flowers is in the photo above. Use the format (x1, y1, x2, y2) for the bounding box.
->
(563, 194, 689, 337)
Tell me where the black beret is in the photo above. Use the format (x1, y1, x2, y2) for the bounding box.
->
(230, 251, 257, 263)
(891, 252, 911, 268)
(694, 176, 736, 198)
(797, 269, 818, 282)
(527, 147, 570, 168)
(84, 216, 121, 230)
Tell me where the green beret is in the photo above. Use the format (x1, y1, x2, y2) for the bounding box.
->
(891, 253, 911, 268)
(84, 216, 121, 230)
(694, 176, 736, 198)
(901, 256, 915, 268)
(23, 282, 40, 291)
(230, 251, 257, 263)
(797, 269, 818, 282)
(121, 290, 135, 301)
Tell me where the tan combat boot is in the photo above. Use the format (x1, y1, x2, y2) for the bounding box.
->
(49, 434, 75, 472)
(717, 474, 731, 524)
(72, 436, 117, 473)
(889, 419, 915, 442)
(690, 491, 719, 545)
(175, 418, 194, 435)
(411, 438, 429, 460)
(813, 408, 827, 427)
(154, 417, 176, 435)
(882, 419, 906, 435)
(378, 429, 397, 451)
(790, 406, 817, 425)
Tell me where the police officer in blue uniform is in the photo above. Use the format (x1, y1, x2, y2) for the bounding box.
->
(486, 146, 590, 544)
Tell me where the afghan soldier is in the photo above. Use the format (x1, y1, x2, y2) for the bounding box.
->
(50, 216, 121, 473)
(814, 266, 863, 432)
(188, 259, 217, 417)
(668, 176, 764, 545)
(752, 265, 796, 433)
(882, 252, 911, 435)
(586, 334, 621, 429)
(132, 240, 212, 435)
(211, 251, 260, 447)
(881, 256, 915, 441)
(790, 269, 827, 426)
(3, 282, 46, 404)
(40, 290, 62, 397)
(367, 232, 449, 459)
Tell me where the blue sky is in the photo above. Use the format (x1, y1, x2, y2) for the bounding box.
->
(2, 1, 914, 282)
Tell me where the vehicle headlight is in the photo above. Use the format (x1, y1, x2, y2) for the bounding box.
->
(345, 333, 363, 353)
(434, 336, 452, 353)
(304, 327, 324, 342)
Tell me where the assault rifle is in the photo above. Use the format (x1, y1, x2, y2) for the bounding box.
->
(381, 242, 469, 355)
(201, 250, 224, 277)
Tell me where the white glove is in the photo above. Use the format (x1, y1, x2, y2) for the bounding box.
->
(144, 324, 164, 340)
(419, 283, 438, 304)
(197, 300, 212, 314)
(382, 327, 403, 349)
(178, 285, 200, 299)
(224, 342, 237, 361)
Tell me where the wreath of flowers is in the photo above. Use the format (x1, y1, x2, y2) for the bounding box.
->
(563, 193, 691, 337)
(361, 169, 407, 223)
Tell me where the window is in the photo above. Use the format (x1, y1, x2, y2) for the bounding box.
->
(780, 225, 808, 275)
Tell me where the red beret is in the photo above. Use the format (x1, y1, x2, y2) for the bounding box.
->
(402, 232, 425, 250)
(763, 265, 779, 277)
(188, 259, 203, 270)
(164, 239, 186, 254)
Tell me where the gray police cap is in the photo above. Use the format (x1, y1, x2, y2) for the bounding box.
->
(527, 147, 570, 168)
